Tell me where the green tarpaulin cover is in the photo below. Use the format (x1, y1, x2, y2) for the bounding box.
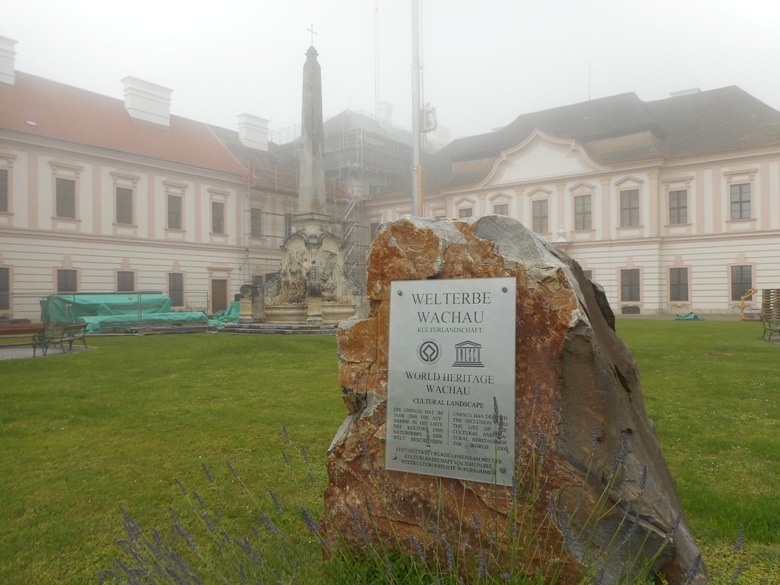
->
(675, 311, 704, 320)
(209, 301, 241, 327)
(77, 312, 209, 332)
(40, 294, 208, 333)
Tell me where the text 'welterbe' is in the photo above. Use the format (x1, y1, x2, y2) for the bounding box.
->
(412, 291, 492, 325)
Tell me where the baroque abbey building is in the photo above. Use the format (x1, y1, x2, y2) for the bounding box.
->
(0, 36, 305, 319)
(367, 87, 780, 315)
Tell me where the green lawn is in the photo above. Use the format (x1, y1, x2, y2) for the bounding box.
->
(0, 322, 777, 584)
(616, 319, 779, 583)
(0, 334, 344, 584)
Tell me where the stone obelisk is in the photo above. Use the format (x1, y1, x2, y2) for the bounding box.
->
(295, 45, 331, 234)
(296, 44, 329, 324)
(261, 43, 360, 326)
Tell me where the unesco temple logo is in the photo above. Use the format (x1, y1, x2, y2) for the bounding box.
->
(453, 340, 484, 367)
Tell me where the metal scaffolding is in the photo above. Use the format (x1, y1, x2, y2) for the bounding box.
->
(265, 109, 412, 288)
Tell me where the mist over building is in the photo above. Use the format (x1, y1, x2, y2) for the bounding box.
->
(2, 34, 780, 319)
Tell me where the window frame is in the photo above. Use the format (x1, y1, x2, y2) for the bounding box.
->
(55, 177, 77, 219)
(115, 186, 134, 225)
(0, 168, 8, 213)
(730, 265, 752, 302)
(167, 194, 183, 230)
(168, 272, 184, 307)
(619, 189, 640, 228)
(0, 266, 9, 311)
(117, 270, 135, 293)
(668, 189, 688, 225)
(729, 183, 751, 221)
(50, 162, 82, 221)
(250, 208, 263, 237)
(574, 194, 592, 231)
(57, 269, 78, 293)
(532, 199, 549, 234)
(620, 268, 641, 302)
(493, 203, 509, 216)
(285, 213, 294, 238)
(669, 267, 689, 302)
(458, 207, 473, 219)
(211, 201, 225, 234)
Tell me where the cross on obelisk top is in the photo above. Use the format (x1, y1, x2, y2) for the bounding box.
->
(307, 24, 317, 46)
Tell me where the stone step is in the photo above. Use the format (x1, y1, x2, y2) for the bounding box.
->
(220, 323, 337, 335)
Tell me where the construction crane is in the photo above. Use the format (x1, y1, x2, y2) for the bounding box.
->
(411, 0, 437, 217)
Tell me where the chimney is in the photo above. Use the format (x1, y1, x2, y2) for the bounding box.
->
(0, 36, 17, 86)
(238, 113, 269, 151)
(121, 76, 173, 126)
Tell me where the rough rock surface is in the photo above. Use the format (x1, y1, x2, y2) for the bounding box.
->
(323, 216, 707, 584)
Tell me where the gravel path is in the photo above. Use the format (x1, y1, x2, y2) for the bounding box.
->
(0, 345, 87, 361)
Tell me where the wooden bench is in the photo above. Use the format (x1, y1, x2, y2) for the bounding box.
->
(32, 323, 88, 356)
(761, 316, 780, 342)
(0, 322, 45, 346)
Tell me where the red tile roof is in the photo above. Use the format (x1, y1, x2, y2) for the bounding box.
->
(0, 72, 246, 176)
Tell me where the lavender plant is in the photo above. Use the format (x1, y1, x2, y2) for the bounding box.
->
(99, 421, 747, 585)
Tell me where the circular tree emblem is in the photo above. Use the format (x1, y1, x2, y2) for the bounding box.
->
(417, 340, 441, 365)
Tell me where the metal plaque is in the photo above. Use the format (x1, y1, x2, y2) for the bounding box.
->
(386, 277, 516, 486)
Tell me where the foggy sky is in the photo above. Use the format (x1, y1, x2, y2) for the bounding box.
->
(5, 0, 780, 141)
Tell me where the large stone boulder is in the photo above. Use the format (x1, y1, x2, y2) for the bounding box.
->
(322, 216, 707, 584)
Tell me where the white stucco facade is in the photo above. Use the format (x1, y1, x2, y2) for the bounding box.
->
(0, 49, 295, 321)
(0, 139, 252, 315)
(368, 119, 780, 315)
